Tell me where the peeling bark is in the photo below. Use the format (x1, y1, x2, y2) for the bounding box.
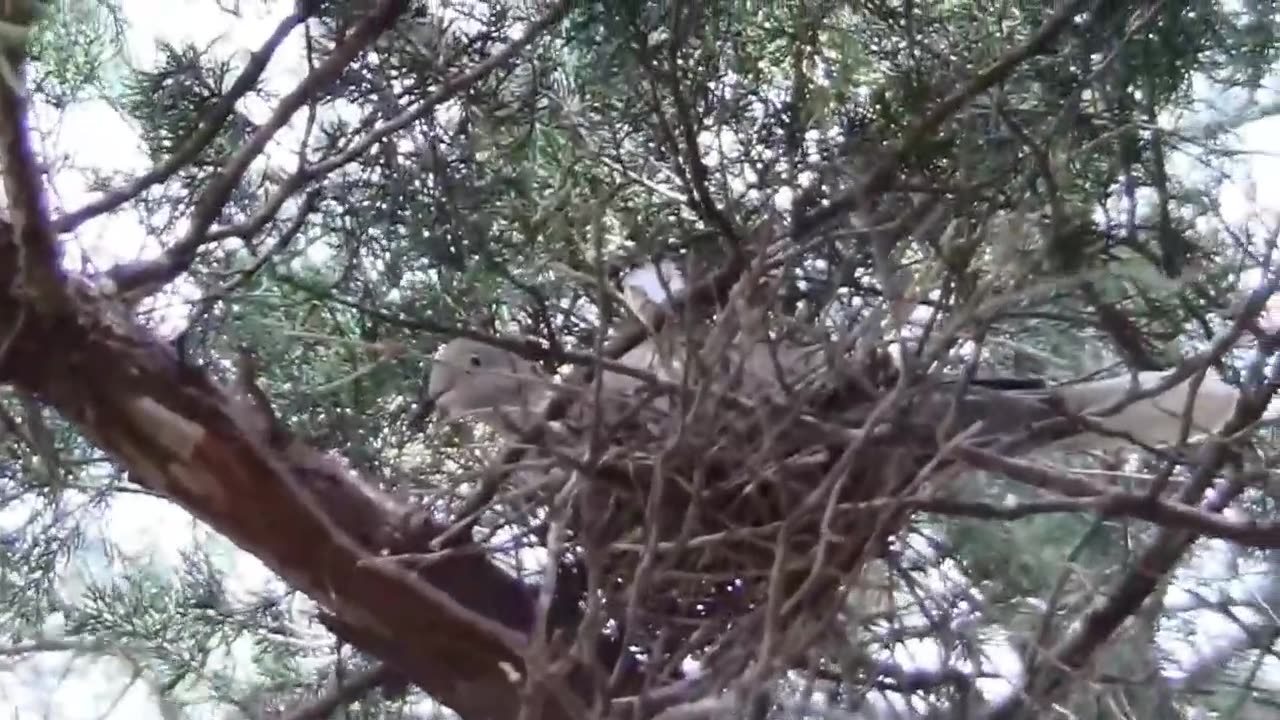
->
(0, 241, 595, 720)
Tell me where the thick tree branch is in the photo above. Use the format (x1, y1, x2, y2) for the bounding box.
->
(0, 17, 63, 311)
(0, 223, 617, 720)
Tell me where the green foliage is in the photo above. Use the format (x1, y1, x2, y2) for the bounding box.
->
(9, 0, 1280, 717)
(27, 0, 128, 106)
(120, 41, 255, 167)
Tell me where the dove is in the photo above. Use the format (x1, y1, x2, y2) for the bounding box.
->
(426, 333, 1240, 453)
(1018, 368, 1241, 452)
(426, 338, 550, 438)
(608, 259, 1242, 452)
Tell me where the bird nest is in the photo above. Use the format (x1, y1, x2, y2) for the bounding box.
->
(488, 339, 936, 663)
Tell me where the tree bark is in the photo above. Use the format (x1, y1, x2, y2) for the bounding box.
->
(0, 229, 593, 720)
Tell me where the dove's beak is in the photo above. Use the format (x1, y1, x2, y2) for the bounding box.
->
(410, 388, 446, 431)
(420, 383, 449, 422)
(424, 387, 456, 421)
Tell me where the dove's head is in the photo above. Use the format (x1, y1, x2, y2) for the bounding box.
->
(426, 338, 547, 431)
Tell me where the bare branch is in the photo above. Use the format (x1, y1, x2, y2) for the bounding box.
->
(51, 9, 310, 234)
(278, 665, 398, 720)
(104, 0, 410, 298)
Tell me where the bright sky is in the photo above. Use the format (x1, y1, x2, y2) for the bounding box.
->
(4, 2, 1280, 718)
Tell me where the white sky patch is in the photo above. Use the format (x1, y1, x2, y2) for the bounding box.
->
(1218, 115, 1280, 223)
(35, 97, 154, 269)
(620, 258, 687, 310)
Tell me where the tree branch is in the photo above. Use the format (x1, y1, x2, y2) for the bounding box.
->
(796, 0, 1098, 238)
(103, 0, 410, 298)
(0, 221, 619, 720)
(0, 12, 64, 311)
(986, 297, 1280, 717)
(51, 9, 311, 235)
(278, 665, 397, 720)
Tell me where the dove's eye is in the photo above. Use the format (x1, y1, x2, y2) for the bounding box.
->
(468, 355, 483, 368)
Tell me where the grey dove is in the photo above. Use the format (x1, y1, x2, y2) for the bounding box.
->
(427, 334, 1241, 454)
